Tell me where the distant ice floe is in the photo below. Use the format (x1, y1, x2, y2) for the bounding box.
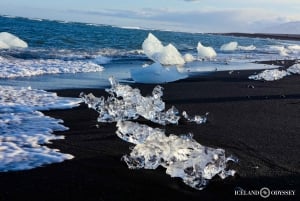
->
(0, 32, 28, 49)
(249, 63, 300, 81)
(81, 78, 235, 190)
(0, 85, 81, 171)
(142, 33, 185, 65)
(0, 56, 104, 78)
(197, 42, 217, 59)
(220, 41, 256, 51)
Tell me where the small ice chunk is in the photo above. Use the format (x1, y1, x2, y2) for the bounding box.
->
(220, 42, 238, 51)
(0, 32, 28, 49)
(287, 63, 300, 74)
(80, 77, 181, 125)
(197, 42, 217, 59)
(238, 45, 256, 51)
(121, 121, 236, 190)
(183, 53, 195, 62)
(182, 111, 209, 124)
(249, 69, 289, 81)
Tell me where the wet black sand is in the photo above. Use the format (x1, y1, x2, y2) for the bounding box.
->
(0, 68, 299, 201)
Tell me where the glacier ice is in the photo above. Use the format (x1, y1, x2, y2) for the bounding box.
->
(220, 42, 238, 51)
(249, 63, 300, 81)
(197, 42, 217, 59)
(142, 33, 185, 65)
(220, 41, 256, 51)
(130, 62, 188, 84)
(0, 32, 28, 49)
(287, 63, 300, 74)
(249, 69, 289, 81)
(80, 77, 181, 125)
(120, 121, 236, 190)
(0, 85, 81, 171)
(81, 78, 236, 190)
(183, 53, 195, 62)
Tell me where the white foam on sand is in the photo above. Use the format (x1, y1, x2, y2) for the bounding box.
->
(197, 42, 217, 59)
(0, 56, 104, 78)
(142, 33, 185, 65)
(0, 32, 28, 49)
(0, 85, 81, 171)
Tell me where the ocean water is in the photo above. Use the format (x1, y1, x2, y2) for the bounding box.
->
(1, 15, 300, 89)
(0, 15, 300, 173)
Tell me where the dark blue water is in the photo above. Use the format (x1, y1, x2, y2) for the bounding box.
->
(0, 15, 299, 89)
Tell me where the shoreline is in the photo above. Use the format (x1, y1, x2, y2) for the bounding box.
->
(214, 33, 300, 41)
(0, 67, 299, 201)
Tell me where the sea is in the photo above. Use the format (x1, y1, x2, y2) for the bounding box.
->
(0, 15, 299, 173)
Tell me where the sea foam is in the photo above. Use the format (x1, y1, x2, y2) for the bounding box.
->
(0, 56, 104, 78)
(0, 85, 81, 171)
(0, 32, 28, 49)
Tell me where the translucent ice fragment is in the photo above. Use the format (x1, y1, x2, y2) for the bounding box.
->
(122, 121, 236, 190)
(182, 111, 209, 124)
(249, 69, 289, 81)
(197, 42, 217, 59)
(287, 63, 300, 74)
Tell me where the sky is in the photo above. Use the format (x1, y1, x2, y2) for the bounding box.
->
(0, 0, 300, 33)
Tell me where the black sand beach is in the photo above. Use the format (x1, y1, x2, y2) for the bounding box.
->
(0, 66, 299, 201)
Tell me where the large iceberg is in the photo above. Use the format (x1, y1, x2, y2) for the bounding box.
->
(197, 42, 217, 59)
(142, 33, 185, 65)
(0, 32, 28, 49)
(118, 121, 236, 190)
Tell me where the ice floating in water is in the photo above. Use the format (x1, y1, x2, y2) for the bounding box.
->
(142, 33, 185, 65)
(0, 56, 104, 78)
(80, 77, 181, 125)
(249, 69, 289, 81)
(269, 46, 289, 56)
(0, 85, 81, 171)
(220, 41, 256, 51)
(119, 121, 236, 190)
(220, 42, 238, 51)
(0, 32, 28, 49)
(183, 53, 195, 62)
(131, 62, 187, 83)
(249, 63, 300, 81)
(197, 42, 217, 59)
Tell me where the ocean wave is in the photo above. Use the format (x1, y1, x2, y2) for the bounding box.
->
(0, 85, 81, 171)
(0, 56, 104, 78)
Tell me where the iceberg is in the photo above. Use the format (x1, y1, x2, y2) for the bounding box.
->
(0, 32, 28, 49)
(197, 42, 217, 59)
(142, 33, 185, 65)
(120, 121, 236, 190)
(220, 42, 238, 51)
(221, 41, 256, 51)
(131, 62, 188, 83)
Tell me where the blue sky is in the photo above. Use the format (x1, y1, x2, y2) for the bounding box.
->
(1, 0, 300, 33)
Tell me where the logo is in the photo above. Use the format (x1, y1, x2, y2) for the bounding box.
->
(235, 187, 296, 198)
